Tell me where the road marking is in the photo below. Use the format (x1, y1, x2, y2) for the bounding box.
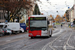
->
(20, 39, 48, 50)
(49, 30, 66, 50)
(1, 37, 29, 50)
(0, 37, 29, 45)
(49, 45, 55, 50)
(63, 45, 66, 50)
(53, 29, 59, 33)
(52, 29, 63, 36)
(49, 27, 75, 50)
(66, 31, 75, 49)
(42, 26, 75, 50)
(1, 38, 44, 50)
(42, 29, 66, 50)
(62, 29, 75, 50)
(6, 40, 11, 42)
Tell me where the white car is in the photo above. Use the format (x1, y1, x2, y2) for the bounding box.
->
(20, 27, 24, 33)
(4, 28, 12, 35)
(0, 22, 21, 34)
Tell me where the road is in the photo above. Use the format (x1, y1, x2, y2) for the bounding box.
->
(0, 25, 75, 50)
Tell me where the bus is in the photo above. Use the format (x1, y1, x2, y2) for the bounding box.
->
(27, 15, 53, 38)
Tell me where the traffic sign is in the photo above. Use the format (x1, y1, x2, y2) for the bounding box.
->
(68, 7, 70, 9)
(5, 20, 8, 22)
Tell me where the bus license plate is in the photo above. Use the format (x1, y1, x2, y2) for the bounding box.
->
(36, 35, 40, 36)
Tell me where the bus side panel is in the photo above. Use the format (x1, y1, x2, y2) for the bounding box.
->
(29, 30, 41, 37)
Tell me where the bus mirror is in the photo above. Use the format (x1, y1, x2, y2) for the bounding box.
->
(26, 27, 29, 30)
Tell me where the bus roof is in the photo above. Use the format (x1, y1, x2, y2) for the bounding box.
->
(29, 15, 48, 19)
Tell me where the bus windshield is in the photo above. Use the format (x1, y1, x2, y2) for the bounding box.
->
(30, 20, 47, 30)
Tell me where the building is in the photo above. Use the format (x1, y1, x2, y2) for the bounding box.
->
(27, 0, 41, 17)
(65, 9, 70, 22)
(69, 7, 74, 22)
(0, 0, 40, 23)
(47, 15, 54, 26)
(20, 0, 41, 23)
(20, 0, 36, 23)
(0, 7, 5, 22)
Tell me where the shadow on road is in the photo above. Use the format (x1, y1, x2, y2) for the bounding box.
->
(29, 37, 50, 39)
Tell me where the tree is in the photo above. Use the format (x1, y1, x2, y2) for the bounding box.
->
(0, 0, 32, 22)
(50, 15, 54, 20)
(33, 4, 41, 15)
(55, 15, 62, 23)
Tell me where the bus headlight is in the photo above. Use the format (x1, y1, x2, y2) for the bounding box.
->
(29, 33, 33, 35)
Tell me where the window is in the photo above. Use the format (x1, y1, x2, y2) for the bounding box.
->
(4, 25, 7, 28)
(0, 25, 3, 28)
(0, 12, 4, 19)
(30, 20, 47, 30)
(0, 12, 1, 19)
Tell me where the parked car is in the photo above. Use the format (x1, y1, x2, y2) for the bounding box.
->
(0, 22, 20, 34)
(20, 27, 24, 33)
(3, 28, 12, 35)
(0, 29, 4, 36)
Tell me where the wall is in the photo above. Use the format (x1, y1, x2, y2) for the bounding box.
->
(0, 10, 5, 22)
(69, 7, 74, 22)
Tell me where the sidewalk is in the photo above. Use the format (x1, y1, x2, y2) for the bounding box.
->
(64, 24, 75, 29)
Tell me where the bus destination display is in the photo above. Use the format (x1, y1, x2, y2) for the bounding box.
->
(30, 17, 46, 20)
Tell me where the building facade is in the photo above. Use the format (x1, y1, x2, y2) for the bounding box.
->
(0, 0, 40, 23)
(0, 7, 5, 22)
(69, 7, 74, 22)
(20, 0, 40, 23)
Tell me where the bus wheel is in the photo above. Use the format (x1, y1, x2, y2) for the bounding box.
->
(50, 35, 52, 37)
(50, 30, 52, 37)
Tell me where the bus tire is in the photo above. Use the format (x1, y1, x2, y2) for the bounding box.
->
(50, 35, 52, 37)
(50, 30, 52, 37)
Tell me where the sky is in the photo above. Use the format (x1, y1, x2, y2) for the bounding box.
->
(37, 0, 74, 18)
